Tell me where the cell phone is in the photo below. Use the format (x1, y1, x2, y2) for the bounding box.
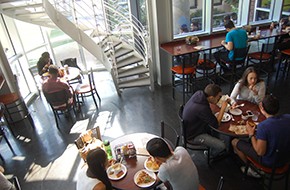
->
(246, 111, 254, 117)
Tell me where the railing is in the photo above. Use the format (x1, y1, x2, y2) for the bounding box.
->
(50, 0, 150, 67)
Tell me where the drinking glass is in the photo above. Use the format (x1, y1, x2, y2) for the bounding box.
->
(252, 111, 260, 122)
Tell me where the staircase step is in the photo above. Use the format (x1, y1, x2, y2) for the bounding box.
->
(115, 48, 134, 58)
(104, 41, 122, 53)
(118, 65, 149, 78)
(117, 55, 143, 69)
(118, 76, 150, 89)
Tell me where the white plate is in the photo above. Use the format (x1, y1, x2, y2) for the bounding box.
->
(134, 169, 156, 188)
(144, 157, 159, 172)
(107, 164, 127, 180)
(229, 108, 242, 116)
(215, 112, 231, 122)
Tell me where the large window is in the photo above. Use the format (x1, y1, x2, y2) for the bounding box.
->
(250, 0, 273, 22)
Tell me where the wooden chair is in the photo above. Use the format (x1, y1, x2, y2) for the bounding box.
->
(196, 52, 217, 87)
(74, 68, 101, 110)
(171, 53, 199, 103)
(218, 45, 250, 93)
(160, 120, 180, 149)
(178, 105, 211, 165)
(43, 88, 76, 130)
(244, 149, 290, 190)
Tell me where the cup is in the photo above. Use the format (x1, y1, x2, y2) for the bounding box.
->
(252, 111, 260, 122)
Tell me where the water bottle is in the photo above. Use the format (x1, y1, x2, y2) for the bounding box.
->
(104, 140, 113, 160)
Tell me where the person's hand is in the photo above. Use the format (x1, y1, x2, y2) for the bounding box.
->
(249, 85, 258, 95)
(221, 40, 226, 46)
(246, 121, 256, 135)
(231, 102, 238, 109)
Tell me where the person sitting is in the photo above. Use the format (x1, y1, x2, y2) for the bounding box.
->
(232, 95, 290, 177)
(230, 67, 265, 106)
(179, 24, 189, 33)
(76, 148, 112, 190)
(182, 84, 228, 158)
(37, 52, 53, 75)
(42, 65, 73, 98)
(214, 20, 248, 72)
(0, 165, 16, 190)
(146, 137, 199, 190)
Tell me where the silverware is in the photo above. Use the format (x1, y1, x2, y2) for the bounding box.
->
(235, 103, 245, 108)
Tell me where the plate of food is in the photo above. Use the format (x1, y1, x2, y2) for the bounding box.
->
(134, 169, 156, 188)
(107, 163, 127, 180)
(229, 124, 248, 135)
(215, 112, 231, 122)
(229, 108, 242, 116)
(144, 157, 159, 172)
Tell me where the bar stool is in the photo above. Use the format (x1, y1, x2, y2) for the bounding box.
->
(196, 56, 217, 88)
(171, 54, 199, 104)
(0, 92, 34, 136)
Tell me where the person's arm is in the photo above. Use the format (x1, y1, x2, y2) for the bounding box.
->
(252, 81, 266, 103)
(92, 182, 106, 190)
(230, 82, 241, 103)
(221, 40, 233, 51)
(216, 100, 229, 125)
(246, 123, 267, 156)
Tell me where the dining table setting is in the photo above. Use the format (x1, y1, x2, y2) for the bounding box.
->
(210, 97, 266, 138)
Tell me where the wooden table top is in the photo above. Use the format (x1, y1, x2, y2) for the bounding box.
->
(210, 100, 266, 137)
(42, 66, 80, 82)
(110, 133, 159, 190)
(160, 28, 286, 56)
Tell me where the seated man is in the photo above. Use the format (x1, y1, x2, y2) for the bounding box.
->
(182, 84, 228, 158)
(232, 95, 290, 176)
(42, 65, 73, 98)
(146, 137, 199, 190)
(213, 20, 248, 71)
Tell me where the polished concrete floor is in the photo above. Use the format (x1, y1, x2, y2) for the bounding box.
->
(1, 65, 290, 190)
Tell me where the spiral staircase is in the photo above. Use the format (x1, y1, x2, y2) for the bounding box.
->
(0, 0, 153, 94)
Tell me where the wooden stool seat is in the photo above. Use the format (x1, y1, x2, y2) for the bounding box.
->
(0, 93, 20, 105)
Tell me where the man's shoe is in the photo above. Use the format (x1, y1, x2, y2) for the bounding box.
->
(240, 166, 261, 178)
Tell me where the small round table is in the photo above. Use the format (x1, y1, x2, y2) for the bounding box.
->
(110, 133, 159, 190)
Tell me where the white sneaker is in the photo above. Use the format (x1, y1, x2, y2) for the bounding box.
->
(240, 166, 261, 178)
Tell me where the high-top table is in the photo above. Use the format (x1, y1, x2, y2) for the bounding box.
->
(109, 133, 159, 190)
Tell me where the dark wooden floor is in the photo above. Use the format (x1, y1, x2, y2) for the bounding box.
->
(1, 65, 290, 190)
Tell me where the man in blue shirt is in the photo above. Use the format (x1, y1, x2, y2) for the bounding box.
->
(232, 95, 290, 174)
(214, 20, 248, 71)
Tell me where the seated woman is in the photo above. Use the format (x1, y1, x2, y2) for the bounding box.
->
(230, 67, 265, 105)
(76, 148, 112, 190)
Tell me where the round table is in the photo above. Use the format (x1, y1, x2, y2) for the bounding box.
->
(42, 66, 80, 82)
(109, 133, 159, 190)
(210, 100, 266, 137)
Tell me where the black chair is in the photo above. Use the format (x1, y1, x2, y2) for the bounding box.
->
(75, 68, 101, 110)
(244, 149, 290, 190)
(160, 120, 180, 149)
(60, 58, 83, 84)
(43, 88, 76, 130)
(275, 40, 290, 81)
(247, 43, 275, 84)
(178, 105, 211, 165)
(217, 175, 224, 190)
(12, 176, 21, 190)
(218, 45, 250, 93)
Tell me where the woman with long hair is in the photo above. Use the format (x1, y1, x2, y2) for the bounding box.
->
(77, 148, 112, 190)
(230, 66, 266, 106)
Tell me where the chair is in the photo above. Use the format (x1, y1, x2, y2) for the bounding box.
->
(0, 76, 35, 135)
(275, 40, 290, 81)
(171, 53, 199, 104)
(160, 120, 180, 149)
(244, 149, 290, 190)
(216, 175, 224, 190)
(60, 58, 83, 84)
(178, 105, 211, 165)
(74, 68, 101, 110)
(43, 88, 76, 130)
(196, 52, 217, 86)
(12, 176, 21, 190)
(28, 65, 43, 96)
(218, 45, 250, 93)
(247, 43, 275, 84)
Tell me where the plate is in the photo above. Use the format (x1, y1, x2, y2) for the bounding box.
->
(144, 157, 159, 172)
(215, 112, 231, 122)
(107, 164, 127, 180)
(134, 169, 156, 188)
(229, 108, 242, 116)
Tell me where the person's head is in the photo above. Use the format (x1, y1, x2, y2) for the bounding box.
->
(224, 20, 235, 31)
(146, 138, 172, 163)
(260, 95, 279, 116)
(48, 65, 59, 77)
(180, 24, 189, 33)
(42, 52, 50, 58)
(240, 66, 261, 87)
(190, 22, 199, 31)
(223, 15, 231, 23)
(86, 148, 112, 190)
(204, 84, 222, 104)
